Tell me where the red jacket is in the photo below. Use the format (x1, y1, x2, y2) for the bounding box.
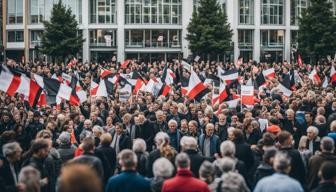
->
(162, 169, 210, 192)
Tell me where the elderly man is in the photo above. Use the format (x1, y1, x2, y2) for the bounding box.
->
(162, 153, 210, 192)
(306, 126, 321, 154)
(180, 136, 205, 177)
(254, 152, 304, 192)
(0, 142, 23, 192)
(167, 119, 182, 151)
(105, 149, 151, 192)
(307, 137, 336, 190)
(199, 123, 220, 158)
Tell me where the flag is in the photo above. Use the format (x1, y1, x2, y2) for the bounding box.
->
(277, 83, 292, 97)
(133, 78, 145, 94)
(194, 56, 200, 62)
(186, 69, 210, 101)
(322, 77, 329, 88)
(213, 82, 229, 104)
(158, 84, 171, 97)
(297, 50, 303, 67)
(90, 80, 99, 96)
(112, 56, 116, 62)
(100, 69, 113, 79)
(96, 79, 108, 97)
(236, 56, 243, 68)
(162, 66, 175, 85)
(262, 68, 275, 79)
(0, 65, 21, 96)
(225, 99, 240, 108)
(219, 69, 239, 85)
(289, 69, 296, 90)
(241, 85, 254, 107)
(309, 69, 321, 84)
(121, 60, 131, 69)
(330, 65, 336, 83)
(67, 58, 78, 68)
(181, 60, 191, 71)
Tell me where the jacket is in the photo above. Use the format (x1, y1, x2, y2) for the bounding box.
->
(199, 134, 220, 157)
(105, 170, 151, 192)
(312, 181, 336, 192)
(234, 141, 255, 171)
(307, 152, 336, 190)
(254, 173, 304, 192)
(72, 152, 104, 179)
(135, 121, 155, 151)
(57, 144, 76, 163)
(0, 157, 20, 192)
(162, 169, 210, 192)
(184, 149, 206, 178)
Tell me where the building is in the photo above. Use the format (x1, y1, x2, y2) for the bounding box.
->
(2, 0, 336, 63)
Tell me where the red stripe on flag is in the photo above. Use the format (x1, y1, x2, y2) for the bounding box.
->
(7, 75, 21, 96)
(28, 80, 41, 107)
(161, 85, 171, 96)
(188, 83, 207, 100)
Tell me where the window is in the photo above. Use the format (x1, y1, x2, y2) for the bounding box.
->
(125, 0, 182, 24)
(239, 0, 254, 24)
(90, 0, 116, 24)
(89, 29, 116, 47)
(125, 29, 181, 48)
(260, 30, 284, 47)
(62, 0, 83, 24)
(261, 0, 284, 25)
(30, 30, 43, 45)
(291, 30, 299, 48)
(30, 0, 44, 24)
(238, 30, 253, 47)
(7, 31, 24, 42)
(290, 0, 307, 25)
(7, 0, 23, 24)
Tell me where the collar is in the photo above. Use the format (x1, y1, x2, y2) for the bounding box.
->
(177, 169, 193, 177)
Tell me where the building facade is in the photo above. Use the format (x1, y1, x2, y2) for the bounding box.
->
(2, 0, 336, 63)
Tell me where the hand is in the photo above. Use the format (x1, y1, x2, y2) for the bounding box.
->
(17, 183, 27, 192)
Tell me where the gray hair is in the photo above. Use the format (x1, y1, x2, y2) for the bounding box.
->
(220, 141, 236, 157)
(307, 126, 319, 136)
(217, 157, 236, 173)
(153, 158, 174, 178)
(79, 130, 93, 142)
(132, 139, 147, 153)
(2, 142, 21, 157)
(118, 149, 138, 169)
(199, 161, 215, 178)
(321, 137, 335, 152)
(92, 125, 104, 133)
(175, 152, 190, 168)
(168, 119, 178, 126)
(273, 152, 291, 172)
(18, 166, 41, 192)
(180, 136, 197, 150)
(154, 132, 170, 146)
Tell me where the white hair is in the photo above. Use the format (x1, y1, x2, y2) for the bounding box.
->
(2, 142, 21, 157)
(18, 166, 41, 187)
(217, 157, 236, 173)
(132, 138, 147, 153)
(153, 158, 174, 178)
(220, 141, 236, 157)
(92, 125, 104, 133)
(168, 119, 178, 126)
(307, 126, 319, 136)
(84, 119, 92, 126)
(180, 136, 197, 150)
(273, 152, 291, 172)
(154, 132, 170, 146)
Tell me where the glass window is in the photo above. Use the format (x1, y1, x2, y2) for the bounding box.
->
(238, 30, 253, 47)
(7, 0, 23, 24)
(239, 0, 254, 25)
(7, 31, 24, 42)
(30, 30, 43, 45)
(260, 30, 284, 47)
(90, 0, 116, 24)
(261, 0, 284, 25)
(125, 0, 182, 24)
(290, 0, 307, 25)
(89, 29, 116, 47)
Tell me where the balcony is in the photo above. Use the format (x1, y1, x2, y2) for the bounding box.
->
(125, 41, 181, 48)
(89, 42, 116, 48)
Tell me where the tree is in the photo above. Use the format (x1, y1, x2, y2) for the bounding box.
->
(298, 0, 336, 63)
(41, 0, 84, 63)
(186, 0, 233, 60)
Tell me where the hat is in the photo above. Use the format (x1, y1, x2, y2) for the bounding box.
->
(58, 132, 71, 144)
(267, 125, 281, 135)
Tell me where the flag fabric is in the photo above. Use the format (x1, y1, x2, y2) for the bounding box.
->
(121, 60, 131, 69)
(90, 80, 99, 96)
(322, 77, 329, 88)
(241, 85, 254, 107)
(262, 68, 275, 79)
(297, 51, 303, 67)
(277, 83, 292, 97)
(219, 69, 239, 85)
(0, 65, 21, 96)
(181, 60, 191, 71)
(309, 69, 322, 84)
(194, 56, 201, 62)
(186, 69, 210, 101)
(330, 65, 336, 83)
(67, 58, 78, 68)
(225, 99, 240, 108)
(162, 66, 175, 85)
(236, 57, 243, 68)
(96, 79, 108, 97)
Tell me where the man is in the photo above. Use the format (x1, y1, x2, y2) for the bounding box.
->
(153, 110, 168, 134)
(180, 136, 205, 177)
(307, 137, 336, 190)
(280, 109, 304, 147)
(72, 137, 104, 179)
(199, 123, 220, 158)
(167, 119, 182, 151)
(134, 114, 155, 151)
(277, 131, 306, 186)
(162, 153, 210, 192)
(0, 111, 14, 135)
(180, 119, 190, 137)
(111, 123, 131, 153)
(24, 111, 44, 146)
(217, 114, 229, 141)
(254, 152, 304, 192)
(0, 142, 23, 192)
(306, 126, 321, 154)
(312, 162, 336, 192)
(105, 149, 151, 192)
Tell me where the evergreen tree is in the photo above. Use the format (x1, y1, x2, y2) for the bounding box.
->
(186, 0, 233, 60)
(41, 0, 84, 63)
(298, 0, 336, 63)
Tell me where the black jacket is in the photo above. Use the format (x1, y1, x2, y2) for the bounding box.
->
(184, 149, 205, 178)
(280, 147, 306, 186)
(57, 144, 76, 163)
(135, 121, 155, 151)
(111, 132, 131, 151)
(234, 141, 255, 171)
(312, 181, 336, 192)
(97, 144, 116, 177)
(0, 157, 20, 192)
(135, 151, 149, 176)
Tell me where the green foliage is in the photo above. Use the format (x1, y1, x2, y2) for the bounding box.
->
(298, 0, 336, 63)
(41, 0, 84, 63)
(186, 0, 233, 59)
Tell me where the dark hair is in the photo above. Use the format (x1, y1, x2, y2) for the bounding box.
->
(277, 131, 292, 145)
(31, 139, 49, 154)
(233, 129, 245, 143)
(263, 133, 275, 146)
(82, 137, 95, 152)
(319, 162, 336, 180)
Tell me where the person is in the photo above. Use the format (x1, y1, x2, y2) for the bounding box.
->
(72, 137, 104, 179)
(254, 148, 277, 184)
(146, 132, 177, 177)
(166, 119, 182, 151)
(232, 129, 255, 172)
(297, 135, 313, 171)
(215, 157, 250, 192)
(277, 131, 306, 186)
(312, 162, 336, 192)
(162, 152, 210, 192)
(132, 138, 149, 176)
(199, 161, 217, 191)
(56, 163, 102, 192)
(307, 137, 336, 190)
(96, 133, 116, 178)
(0, 142, 23, 192)
(134, 114, 155, 151)
(180, 136, 205, 177)
(56, 132, 77, 163)
(17, 166, 41, 192)
(199, 123, 220, 158)
(306, 126, 321, 154)
(254, 152, 304, 192)
(110, 122, 131, 154)
(105, 149, 151, 192)
(150, 157, 175, 192)
(327, 120, 336, 144)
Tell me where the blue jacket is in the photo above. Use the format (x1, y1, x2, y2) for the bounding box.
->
(198, 134, 220, 156)
(105, 170, 151, 192)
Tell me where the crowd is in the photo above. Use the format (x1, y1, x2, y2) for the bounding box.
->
(0, 57, 336, 192)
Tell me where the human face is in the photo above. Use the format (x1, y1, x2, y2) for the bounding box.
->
(219, 115, 226, 125)
(286, 112, 294, 120)
(228, 131, 235, 141)
(181, 121, 188, 132)
(115, 125, 123, 135)
(188, 123, 197, 133)
(205, 125, 214, 137)
(307, 130, 316, 140)
(169, 122, 177, 132)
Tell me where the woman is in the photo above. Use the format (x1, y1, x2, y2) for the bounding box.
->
(298, 135, 312, 171)
(132, 138, 149, 176)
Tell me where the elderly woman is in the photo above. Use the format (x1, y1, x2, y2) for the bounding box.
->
(150, 157, 174, 192)
(132, 138, 149, 176)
